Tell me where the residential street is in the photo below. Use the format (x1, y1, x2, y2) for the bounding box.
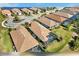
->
(2, 10, 56, 28)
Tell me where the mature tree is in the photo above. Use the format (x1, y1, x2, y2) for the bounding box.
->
(68, 40, 75, 50)
(72, 17, 79, 34)
(14, 16, 19, 22)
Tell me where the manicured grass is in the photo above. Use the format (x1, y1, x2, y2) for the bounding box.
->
(0, 14, 13, 52)
(0, 13, 6, 30)
(45, 26, 72, 52)
(0, 29, 13, 52)
(0, 13, 5, 21)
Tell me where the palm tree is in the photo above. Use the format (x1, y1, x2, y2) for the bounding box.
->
(25, 22, 31, 28)
(53, 7, 57, 10)
(68, 40, 75, 51)
(23, 12, 28, 16)
(47, 7, 49, 11)
(5, 21, 8, 23)
(72, 18, 79, 34)
(35, 10, 38, 14)
(14, 16, 19, 22)
(55, 10, 59, 12)
(8, 28, 12, 32)
(40, 8, 46, 13)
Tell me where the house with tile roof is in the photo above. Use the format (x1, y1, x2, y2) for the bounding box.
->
(11, 8, 22, 15)
(37, 16, 58, 29)
(30, 21, 54, 43)
(45, 13, 68, 23)
(60, 7, 79, 26)
(10, 26, 39, 52)
(29, 7, 42, 14)
(30, 7, 38, 12)
(21, 8, 33, 15)
(66, 7, 79, 13)
(53, 11, 72, 18)
(1, 10, 12, 16)
(60, 7, 79, 15)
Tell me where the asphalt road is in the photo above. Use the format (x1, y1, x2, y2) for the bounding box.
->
(2, 10, 56, 28)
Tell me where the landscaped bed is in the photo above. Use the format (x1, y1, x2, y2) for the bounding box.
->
(45, 26, 72, 53)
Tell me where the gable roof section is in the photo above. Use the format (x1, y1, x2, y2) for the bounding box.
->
(68, 7, 79, 12)
(1, 10, 11, 15)
(38, 16, 57, 27)
(30, 21, 51, 42)
(11, 8, 22, 14)
(21, 8, 33, 13)
(60, 9, 76, 15)
(45, 13, 68, 22)
(53, 12, 71, 18)
(10, 26, 39, 52)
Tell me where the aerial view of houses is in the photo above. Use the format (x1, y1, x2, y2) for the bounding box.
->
(0, 3, 79, 55)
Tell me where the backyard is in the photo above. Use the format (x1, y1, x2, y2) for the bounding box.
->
(45, 26, 72, 53)
(0, 29, 13, 52)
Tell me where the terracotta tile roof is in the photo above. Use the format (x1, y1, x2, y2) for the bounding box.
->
(60, 9, 76, 15)
(45, 13, 68, 22)
(21, 8, 33, 13)
(63, 7, 79, 14)
(30, 21, 51, 42)
(30, 7, 38, 11)
(10, 26, 39, 52)
(11, 8, 22, 14)
(68, 7, 79, 12)
(38, 16, 57, 28)
(1, 10, 11, 16)
(53, 12, 71, 18)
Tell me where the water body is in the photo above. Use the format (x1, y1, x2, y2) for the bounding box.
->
(2, 7, 31, 10)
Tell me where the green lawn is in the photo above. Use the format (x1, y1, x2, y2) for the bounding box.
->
(0, 13, 13, 52)
(0, 13, 6, 29)
(0, 13, 5, 21)
(45, 26, 72, 52)
(0, 29, 14, 52)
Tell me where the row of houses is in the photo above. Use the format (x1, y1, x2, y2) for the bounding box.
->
(10, 21, 52, 52)
(60, 7, 79, 15)
(37, 11, 73, 29)
(0, 7, 79, 17)
(59, 7, 79, 25)
(0, 7, 43, 17)
(10, 7, 79, 52)
(10, 26, 39, 52)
